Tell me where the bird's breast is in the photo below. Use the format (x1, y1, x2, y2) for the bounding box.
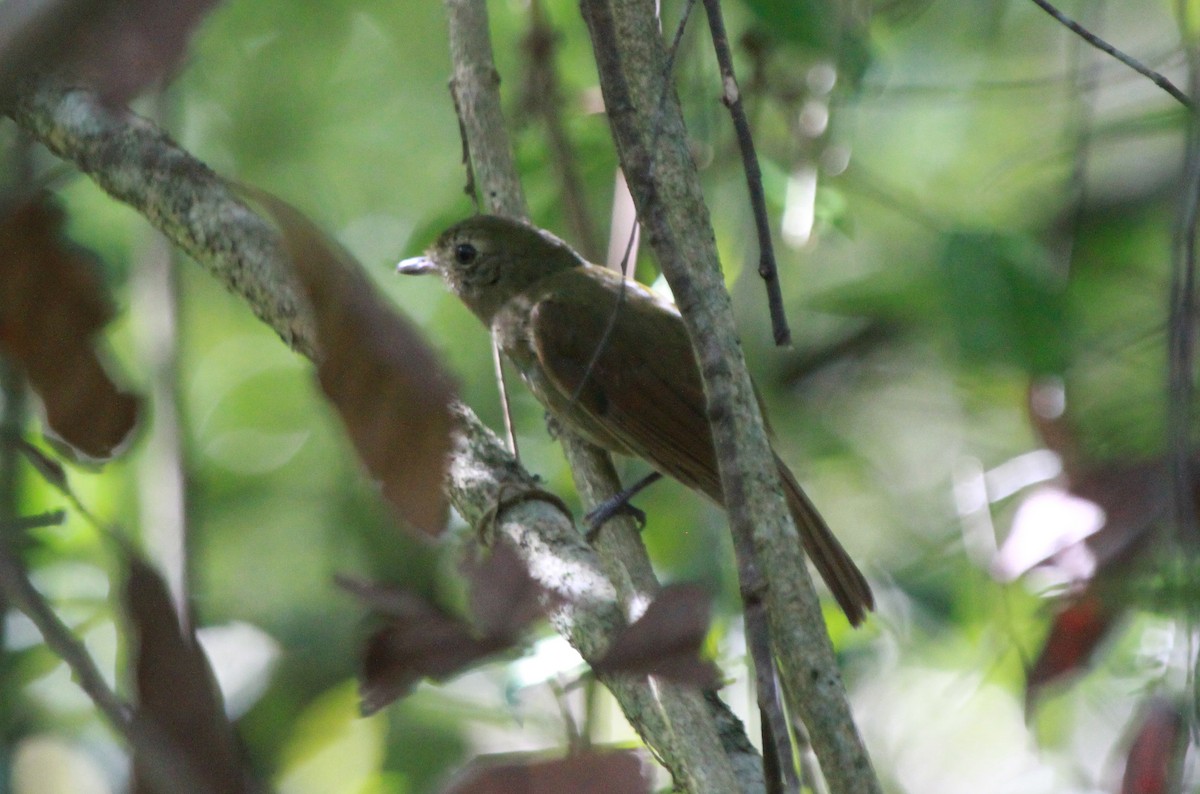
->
(490, 294, 633, 455)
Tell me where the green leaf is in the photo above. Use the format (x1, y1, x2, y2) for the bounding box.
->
(937, 231, 1065, 374)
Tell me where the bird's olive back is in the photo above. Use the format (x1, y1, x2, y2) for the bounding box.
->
(430, 215, 584, 323)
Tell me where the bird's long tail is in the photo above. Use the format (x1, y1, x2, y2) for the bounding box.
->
(776, 456, 874, 626)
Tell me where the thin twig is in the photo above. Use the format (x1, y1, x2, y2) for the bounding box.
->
(0, 523, 131, 727)
(570, 218, 636, 407)
(450, 81, 480, 207)
(571, 0, 695, 407)
(748, 613, 798, 793)
(491, 338, 520, 457)
(1028, 0, 1192, 108)
(547, 675, 584, 753)
(1168, 42, 1200, 549)
(701, 0, 790, 346)
(0, 357, 26, 531)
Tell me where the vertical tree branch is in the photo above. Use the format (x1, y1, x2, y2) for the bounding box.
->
(131, 208, 191, 629)
(446, 0, 526, 218)
(577, 0, 880, 792)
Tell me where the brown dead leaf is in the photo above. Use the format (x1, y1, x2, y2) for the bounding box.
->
(337, 576, 513, 714)
(441, 750, 649, 794)
(124, 555, 250, 794)
(592, 584, 719, 688)
(1121, 698, 1185, 794)
(0, 195, 139, 461)
(0, 0, 220, 104)
(461, 539, 548, 638)
(249, 189, 457, 537)
(1025, 590, 1118, 713)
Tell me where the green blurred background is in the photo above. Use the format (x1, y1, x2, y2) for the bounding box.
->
(5, 0, 1193, 791)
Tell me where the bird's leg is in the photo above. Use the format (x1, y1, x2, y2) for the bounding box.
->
(584, 471, 664, 540)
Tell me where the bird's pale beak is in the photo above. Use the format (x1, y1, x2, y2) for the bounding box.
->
(396, 256, 437, 275)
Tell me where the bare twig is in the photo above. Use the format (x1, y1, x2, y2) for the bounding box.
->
(0, 515, 214, 792)
(0, 355, 26, 526)
(1028, 0, 1192, 108)
(454, 85, 519, 459)
(450, 81, 480, 207)
(0, 354, 197, 781)
(490, 337, 520, 457)
(0, 523, 130, 728)
(700, 0, 790, 346)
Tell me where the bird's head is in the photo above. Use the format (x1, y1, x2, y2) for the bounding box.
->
(397, 215, 584, 324)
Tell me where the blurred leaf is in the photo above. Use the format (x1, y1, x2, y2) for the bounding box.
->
(248, 188, 458, 537)
(441, 750, 649, 794)
(124, 555, 251, 794)
(277, 681, 388, 794)
(0, 194, 140, 461)
(593, 584, 719, 688)
(0, 0, 220, 104)
(337, 576, 516, 715)
(1121, 698, 1185, 794)
(738, 0, 871, 86)
(938, 232, 1065, 375)
(461, 539, 549, 638)
(811, 265, 942, 324)
(1073, 461, 1171, 569)
(739, 0, 831, 47)
(1025, 590, 1118, 713)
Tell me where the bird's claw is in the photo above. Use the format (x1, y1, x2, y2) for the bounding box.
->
(479, 484, 575, 543)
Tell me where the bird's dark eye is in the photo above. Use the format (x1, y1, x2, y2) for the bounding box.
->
(455, 243, 478, 265)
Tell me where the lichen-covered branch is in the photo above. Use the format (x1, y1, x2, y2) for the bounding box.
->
(449, 405, 756, 791)
(10, 79, 316, 359)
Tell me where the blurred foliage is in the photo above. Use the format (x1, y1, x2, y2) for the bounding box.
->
(1, 0, 1197, 791)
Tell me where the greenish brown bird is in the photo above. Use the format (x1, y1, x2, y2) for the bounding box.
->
(398, 215, 873, 625)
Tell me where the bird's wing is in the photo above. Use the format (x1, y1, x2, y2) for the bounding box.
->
(528, 267, 874, 624)
(527, 267, 722, 500)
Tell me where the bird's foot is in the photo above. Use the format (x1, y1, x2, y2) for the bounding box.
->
(584, 498, 647, 541)
(583, 471, 664, 541)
